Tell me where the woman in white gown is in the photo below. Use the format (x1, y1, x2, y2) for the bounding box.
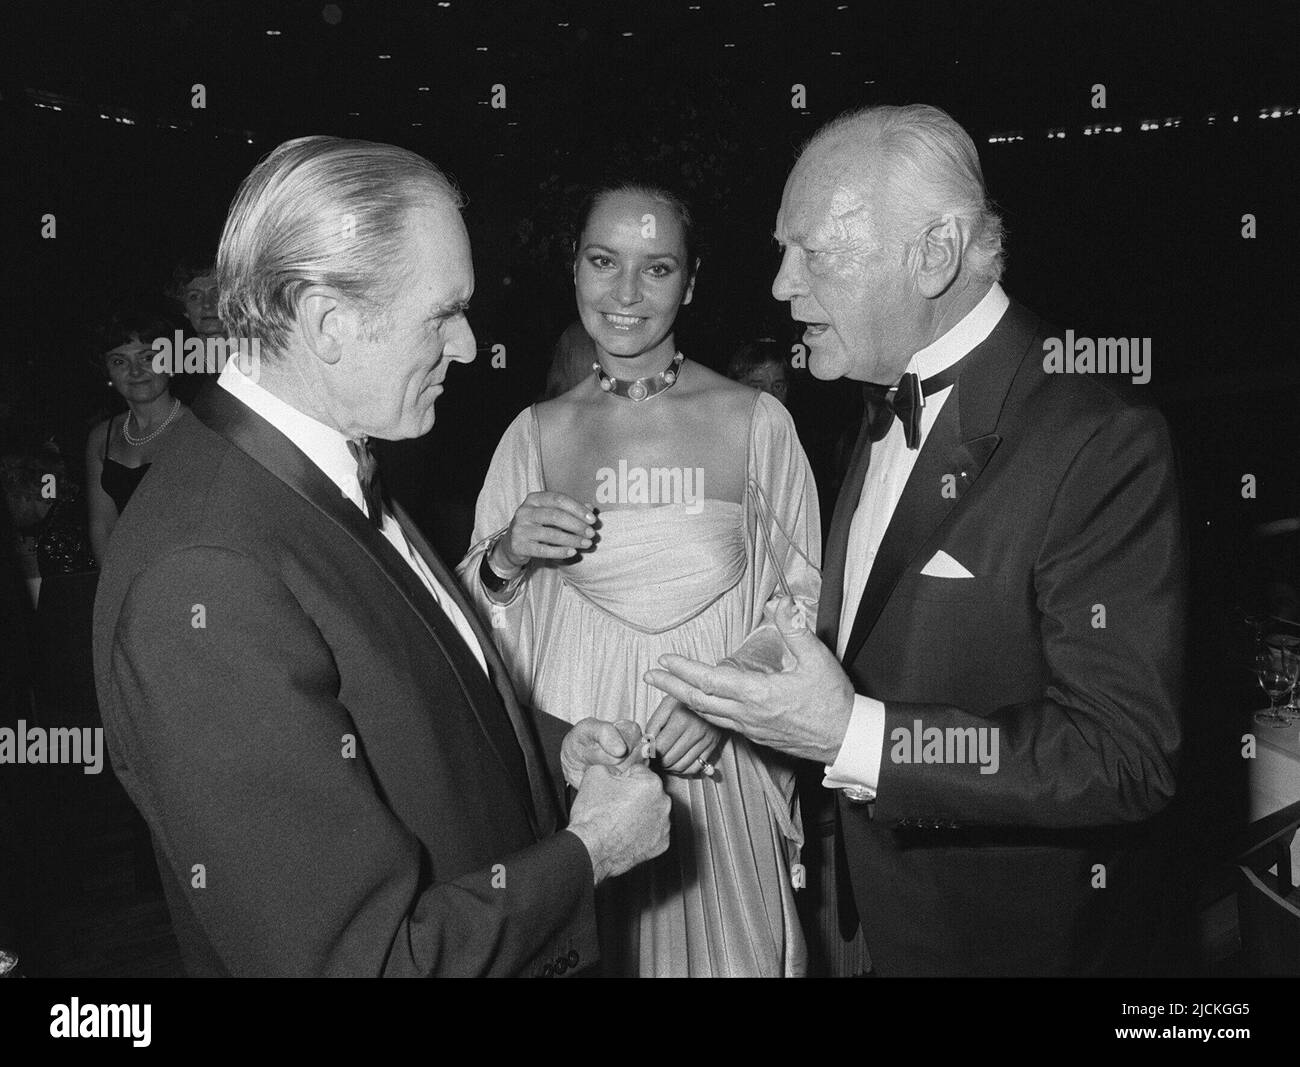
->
(457, 183, 820, 976)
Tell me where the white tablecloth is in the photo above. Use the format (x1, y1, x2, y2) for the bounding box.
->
(1248, 713, 1300, 870)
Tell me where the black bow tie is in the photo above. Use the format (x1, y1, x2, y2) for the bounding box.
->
(862, 361, 968, 450)
(346, 436, 387, 529)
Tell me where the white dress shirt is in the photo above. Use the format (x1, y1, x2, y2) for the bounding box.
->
(217, 360, 489, 676)
(823, 283, 1010, 793)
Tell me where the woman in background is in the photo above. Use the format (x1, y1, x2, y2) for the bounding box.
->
(167, 258, 223, 339)
(85, 304, 188, 564)
(459, 183, 820, 977)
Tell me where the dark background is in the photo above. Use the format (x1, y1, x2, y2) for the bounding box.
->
(1, 0, 1298, 972)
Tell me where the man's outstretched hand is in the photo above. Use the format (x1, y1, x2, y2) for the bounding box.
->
(643, 596, 856, 765)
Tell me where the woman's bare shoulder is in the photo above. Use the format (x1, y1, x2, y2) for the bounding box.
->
(682, 362, 766, 427)
(85, 415, 113, 456)
(535, 378, 601, 430)
(682, 359, 758, 401)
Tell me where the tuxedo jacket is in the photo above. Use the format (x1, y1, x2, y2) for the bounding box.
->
(820, 299, 1187, 976)
(92, 385, 597, 977)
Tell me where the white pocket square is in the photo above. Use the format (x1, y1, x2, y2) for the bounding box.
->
(919, 550, 974, 579)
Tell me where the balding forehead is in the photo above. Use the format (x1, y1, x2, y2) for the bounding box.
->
(806, 134, 881, 194)
(779, 142, 880, 243)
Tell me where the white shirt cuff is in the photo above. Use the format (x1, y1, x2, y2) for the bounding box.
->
(822, 694, 886, 793)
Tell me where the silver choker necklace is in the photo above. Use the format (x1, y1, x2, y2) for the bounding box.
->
(592, 352, 685, 402)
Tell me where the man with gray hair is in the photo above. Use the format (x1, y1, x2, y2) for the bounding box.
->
(94, 136, 670, 977)
(648, 105, 1186, 975)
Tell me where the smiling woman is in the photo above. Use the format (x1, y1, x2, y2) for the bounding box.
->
(84, 300, 190, 564)
(458, 181, 822, 977)
(572, 183, 698, 377)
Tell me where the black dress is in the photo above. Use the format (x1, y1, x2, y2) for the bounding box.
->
(100, 416, 150, 515)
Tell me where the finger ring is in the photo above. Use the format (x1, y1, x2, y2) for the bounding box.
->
(696, 757, 715, 777)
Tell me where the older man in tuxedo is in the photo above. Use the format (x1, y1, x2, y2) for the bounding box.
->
(648, 104, 1186, 975)
(94, 136, 669, 977)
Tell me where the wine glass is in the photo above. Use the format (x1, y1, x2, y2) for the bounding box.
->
(1254, 644, 1299, 727)
(1269, 634, 1300, 722)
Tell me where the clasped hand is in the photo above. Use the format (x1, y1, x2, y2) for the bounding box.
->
(561, 707, 721, 783)
(562, 719, 671, 885)
(560, 718, 648, 789)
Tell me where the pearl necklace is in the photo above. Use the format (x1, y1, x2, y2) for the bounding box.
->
(592, 352, 685, 402)
(123, 398, 181, 446)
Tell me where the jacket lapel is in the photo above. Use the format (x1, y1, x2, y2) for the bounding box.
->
(840, 395, 1001, 666)
(817, 414, 874, 652)
(192, 385, 541, 831)
(392, 501, 561, 833)
(837, 301, 1042, 667)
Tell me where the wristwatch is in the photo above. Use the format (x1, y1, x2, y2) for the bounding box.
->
(480, 536, 524, 594)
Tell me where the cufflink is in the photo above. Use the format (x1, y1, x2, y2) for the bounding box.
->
(842, 785, 877, 804)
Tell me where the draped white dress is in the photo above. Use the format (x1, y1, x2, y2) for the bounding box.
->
(457, 391, 821, 977)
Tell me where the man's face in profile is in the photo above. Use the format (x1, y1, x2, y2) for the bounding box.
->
(184, 274, 223, 337)
(341, 200, 476, 440)
(771, 142, 920, 385)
